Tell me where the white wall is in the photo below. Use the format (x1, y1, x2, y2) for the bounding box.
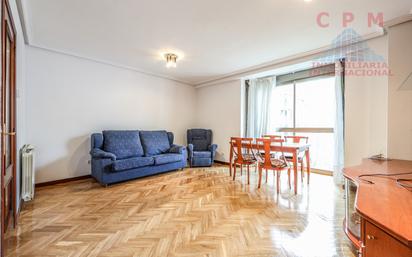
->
(344, 36, 389, 166)
(26, 46, 196, 183)
(195, 80, 242, 162)
(388, 21, 412, 160)
(195, 37, 390, 167)
(24, 22, 410, 184)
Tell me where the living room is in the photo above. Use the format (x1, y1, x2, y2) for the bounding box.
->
(1, 1, 411, 256)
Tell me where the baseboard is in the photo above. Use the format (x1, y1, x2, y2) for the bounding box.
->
(214, 160, 230, 165)
(36, 175, 92, 187)
(311, 169, 333, 176)
(215, 161, 333, 176)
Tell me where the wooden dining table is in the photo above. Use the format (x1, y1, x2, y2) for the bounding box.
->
(229, 142, 311, 194)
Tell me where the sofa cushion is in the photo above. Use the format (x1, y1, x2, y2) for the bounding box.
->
(140, 131, 171, 156)
(103, 130, 144, 159)
(153, 154, 183, 165)
(112, 157, 154, 172)
(193, 151, 212, 158)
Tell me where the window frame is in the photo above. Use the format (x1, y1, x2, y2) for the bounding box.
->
(275, 66, 336, 135)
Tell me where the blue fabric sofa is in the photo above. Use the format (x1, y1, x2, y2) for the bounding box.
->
(187, 129, 218, 167)
(90, 130, 186, 186)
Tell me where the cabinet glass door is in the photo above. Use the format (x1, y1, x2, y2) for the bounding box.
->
(345, 178, 361, 239)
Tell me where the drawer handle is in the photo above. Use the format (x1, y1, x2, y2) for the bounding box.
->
(367, 235, 375, 240)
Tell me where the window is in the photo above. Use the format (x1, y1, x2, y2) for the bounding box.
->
(270, 74, 336, 171)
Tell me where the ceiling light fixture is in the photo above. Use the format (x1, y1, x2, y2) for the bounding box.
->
(164, 53, 178, 68)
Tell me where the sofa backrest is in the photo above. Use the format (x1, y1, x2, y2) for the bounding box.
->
(91, 130, 175, 158)
(140, 130, 174, 156)
(187, 129, 212, 151)
(102, 130, 144, 159)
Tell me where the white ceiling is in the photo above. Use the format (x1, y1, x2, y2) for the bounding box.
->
(21, 0, 411, 85)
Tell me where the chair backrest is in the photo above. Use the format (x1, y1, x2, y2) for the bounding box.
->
(262, 135, 282, 140)
(255, 138, 285, 168)
(230, 137, 254, 163)
(187, 129, 212, 151)
(285, 136, 309, 144)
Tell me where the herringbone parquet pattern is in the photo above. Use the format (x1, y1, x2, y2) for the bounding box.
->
(5, 166, 355, 257)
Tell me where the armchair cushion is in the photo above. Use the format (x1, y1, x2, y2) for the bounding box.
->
(153, 154, 183, 165)
(192, 158, 212, 167)
(112, 157, 154, 172)
(193, 151, 212, 158)
(140, 130, 171, 156)
(103, 130, 144, 159)
(90, 148, 117, 161)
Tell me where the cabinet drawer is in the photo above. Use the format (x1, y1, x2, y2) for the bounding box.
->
(363, 220, 412, 257)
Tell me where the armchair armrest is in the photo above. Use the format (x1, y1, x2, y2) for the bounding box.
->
(208, 144, 218, 162)
(187, 144, 194, 157)
(168, 144, 186, 154)
(90, 148, 117, 161)
(208, 144, 218, 153)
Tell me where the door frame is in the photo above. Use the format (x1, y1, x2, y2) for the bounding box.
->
(0, 0, 16, 255)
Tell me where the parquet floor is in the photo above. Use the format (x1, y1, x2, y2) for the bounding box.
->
(5, 166, 356, 257)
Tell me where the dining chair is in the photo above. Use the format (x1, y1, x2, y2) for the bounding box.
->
(230, 137, 256, 184)
(260, 135, 284, 180)
(255, 138, 291, 193)
(284, 136, 309, 182)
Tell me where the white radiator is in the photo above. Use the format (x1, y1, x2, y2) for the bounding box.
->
(21, 144, 35, 202)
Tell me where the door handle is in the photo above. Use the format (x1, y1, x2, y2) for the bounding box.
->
(1, 123, 15, 136)
(2, 131, 15, 136)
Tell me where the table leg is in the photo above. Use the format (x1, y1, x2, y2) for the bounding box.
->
(306, 149, 310, 184)
(293, 151, 298, 195)
(229, 144, 233, 177)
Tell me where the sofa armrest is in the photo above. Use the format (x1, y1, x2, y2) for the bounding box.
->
(91, 158, 113, 185)
(168, 144, 186, 154)
(208, 144, 218, 162)
(90, 148, 117, 161)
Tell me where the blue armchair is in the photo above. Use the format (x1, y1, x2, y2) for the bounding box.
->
(187, 129, 218, 167)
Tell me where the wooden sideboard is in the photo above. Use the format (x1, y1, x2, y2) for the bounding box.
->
(343, 159, 412, 257)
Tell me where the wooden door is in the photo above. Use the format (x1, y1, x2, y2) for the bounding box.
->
(0, 0, 16, 255)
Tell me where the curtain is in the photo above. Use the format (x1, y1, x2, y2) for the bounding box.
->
(246, 77, 275, 138)
(333, 60, 345, 185)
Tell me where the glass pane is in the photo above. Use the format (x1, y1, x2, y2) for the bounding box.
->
(345, 179, 361, 239)
(295, 77, 336, 128)
(295, 132, 334, 171)
(5, 36, 11, 168)
(270, 83, 293, 130)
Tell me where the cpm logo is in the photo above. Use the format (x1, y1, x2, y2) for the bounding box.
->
(317, 12, 384, 28)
